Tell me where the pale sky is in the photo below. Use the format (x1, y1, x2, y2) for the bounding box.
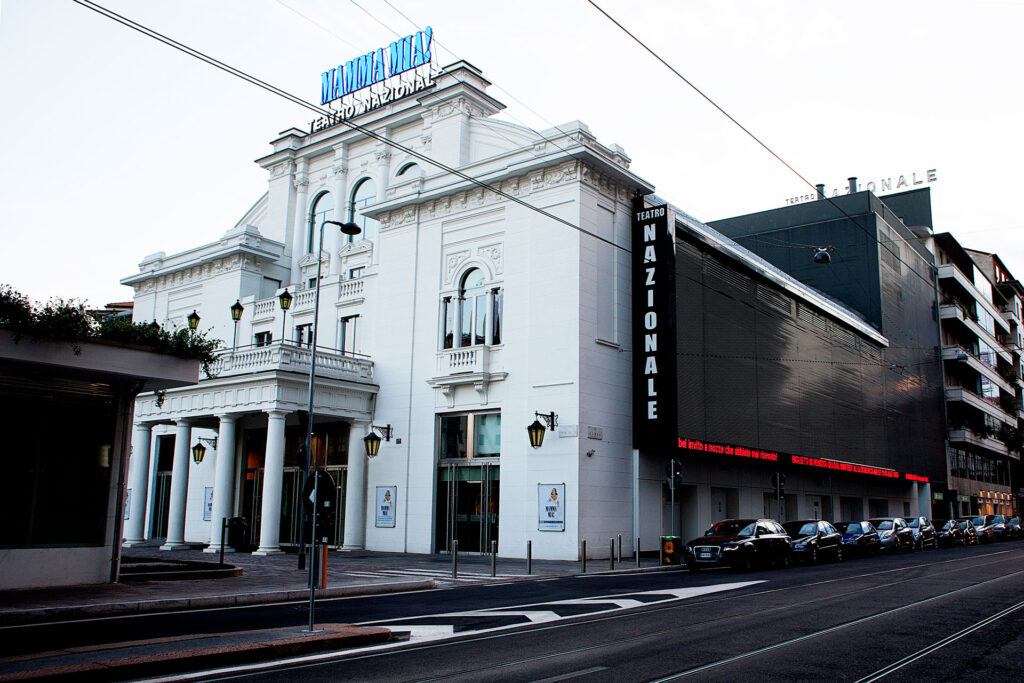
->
(2, 0, 1022, 306)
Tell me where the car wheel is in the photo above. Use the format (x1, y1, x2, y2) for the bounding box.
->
(916, 538, 923, 552)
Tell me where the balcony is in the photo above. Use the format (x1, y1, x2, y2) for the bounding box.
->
(428, 345, 507, 406)
(940, 345, 1015, 395)
(938, 264, 1011, 335)
(939, 307, 1013, 366)
(208, 342, 373, 382)
(944, 386, 1016, 426)
(947, 428, 1010, 457)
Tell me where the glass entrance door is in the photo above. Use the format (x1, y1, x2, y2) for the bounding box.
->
(251, 466, 347, 547)
(436, 463, 499, 553)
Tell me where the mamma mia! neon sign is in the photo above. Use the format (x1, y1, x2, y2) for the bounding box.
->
(320, 27, 434, 105)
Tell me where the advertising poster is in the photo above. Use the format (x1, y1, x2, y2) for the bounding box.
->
(538, 484, 565, 531)
(376, 486, 397, 528)
(203, 487, 213, 521)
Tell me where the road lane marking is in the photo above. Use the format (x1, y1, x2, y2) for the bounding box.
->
(854, 597, 1024, 682)
(648, 568, 1024, 681)
(529, 665, 608, 682)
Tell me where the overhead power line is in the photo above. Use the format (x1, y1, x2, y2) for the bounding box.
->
(586, 0, 937, 291)
(71, 0, 626, 254)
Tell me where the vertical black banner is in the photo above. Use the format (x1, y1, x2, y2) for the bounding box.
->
(632, 201, 677, 452)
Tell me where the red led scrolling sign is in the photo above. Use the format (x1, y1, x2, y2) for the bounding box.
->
(678, 437, 928, 482)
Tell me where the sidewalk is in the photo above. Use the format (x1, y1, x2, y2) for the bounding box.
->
(0, 543, 663, 626)
(0, 544, 667, 681)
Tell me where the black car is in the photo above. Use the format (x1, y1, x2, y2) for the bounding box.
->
(783, 519, 843, 563)
(684, 519, 793, 571)
(958, 519, 980, 545)
(1006, 516, 1023, 540)
(868, 517, 915, 552)
(905, 516, 937, 550)
(835, 520, 882, 556)
(936, 519, 966, 547)
(969, 515, 1002, 543)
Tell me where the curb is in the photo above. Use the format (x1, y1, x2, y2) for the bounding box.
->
(0, 579, 435, 627)
(0, 624, 393, 682)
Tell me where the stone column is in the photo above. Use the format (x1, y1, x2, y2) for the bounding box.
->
(289, 166, 310, 287)
(123, 423, 153, 546)
(254, 409, 288, 555)
(343, 421, 369, 549)
(161, 420, 193, 550)
(205, 414, 238, 553)
(330, 153, 348, 277)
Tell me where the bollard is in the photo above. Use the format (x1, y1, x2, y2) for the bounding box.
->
(617, 534, 622, 565)
(452, 540, 459, 579)
(491, 540, 497, 577)
(220, 517, 228, 566)
(581, 539, 587, 573)
(610, 538, 615, 570)
(527, 540, 533, 575)
(636, 536, 641, 568)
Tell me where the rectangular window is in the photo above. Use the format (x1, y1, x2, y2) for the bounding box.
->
(442, 297, 454, 349)
(261, 277, 282, 300)
(254, 331, 272, 347)
(439, 413, 501, 460)
(491, 289, 502, 345)
(348, 267, 365, 279)
(474, 294, 487, 345)
(340, 315, 358, 354)
(474, 414, 501, 457)
(308, 278, 317, 290)
(295, 324, 313, 348)
(439, 415, 468, 459)
(460, 296, 473, 347)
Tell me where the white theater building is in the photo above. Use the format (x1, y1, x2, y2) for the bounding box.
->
(121, 61, 653, 560)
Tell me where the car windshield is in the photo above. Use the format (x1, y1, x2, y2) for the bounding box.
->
(958, 521, 971, 530)
(1012, 518, 1020, 525)
(783, 522, 817, 537)
(971, 516, 987, 527)
(874, 520, 894, 530)
(836, 522, 862, 534)
(706, 520, 756, 537)
(992, 516, 1005, 524)
(940, 520, 955, 530)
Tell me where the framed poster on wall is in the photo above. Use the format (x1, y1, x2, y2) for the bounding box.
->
(538, 484, 565, 531)
(203, 487, 213, 521)
(376, 486, 397, 528)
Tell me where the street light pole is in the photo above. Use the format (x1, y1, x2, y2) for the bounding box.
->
(296, 219, 360, 572)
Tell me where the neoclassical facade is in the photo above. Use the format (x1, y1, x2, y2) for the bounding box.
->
(122, 62, 650, 559)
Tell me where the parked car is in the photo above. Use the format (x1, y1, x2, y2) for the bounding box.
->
(990, 515, 1010, 541)
(834, 520, 881, 556)
(783, 519, 843, 563)
(969, 515, 1002, 543)
(936, 519, 966, 547)
(684, 519, 793, 571)
(905, 516, 937, 550)
(957, 519, 980, 545)
(868, 517, 915, 552)
(1006, 516, 1022, 540)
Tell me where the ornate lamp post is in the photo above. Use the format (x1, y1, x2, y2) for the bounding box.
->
(527, 412, 558, 449)
(363, 424, 393, 457)
(187, 310, 200, 331)
(297, 219, 360, 573)
(230, 299, 244, 354)
(278, 289, 293, 344)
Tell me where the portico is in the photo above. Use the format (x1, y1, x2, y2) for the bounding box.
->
(124, 342, 377, 554)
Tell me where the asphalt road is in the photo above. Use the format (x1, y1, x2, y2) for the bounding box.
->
(9, 543, 1024, 681)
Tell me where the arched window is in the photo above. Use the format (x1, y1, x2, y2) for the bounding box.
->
(396, 162, 420, 177)
(442, 268, 503, 349)
(307, 192, 334, 253)
(348, 178, 379, 243)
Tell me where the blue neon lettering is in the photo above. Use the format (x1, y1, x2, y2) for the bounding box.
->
(321, 69, 335, 105)
(321, 28, 435, 103)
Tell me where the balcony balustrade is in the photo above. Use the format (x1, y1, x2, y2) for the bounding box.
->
(208, 341, 373, 382)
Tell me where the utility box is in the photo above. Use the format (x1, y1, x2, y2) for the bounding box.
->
(660, 536, 681, 565)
